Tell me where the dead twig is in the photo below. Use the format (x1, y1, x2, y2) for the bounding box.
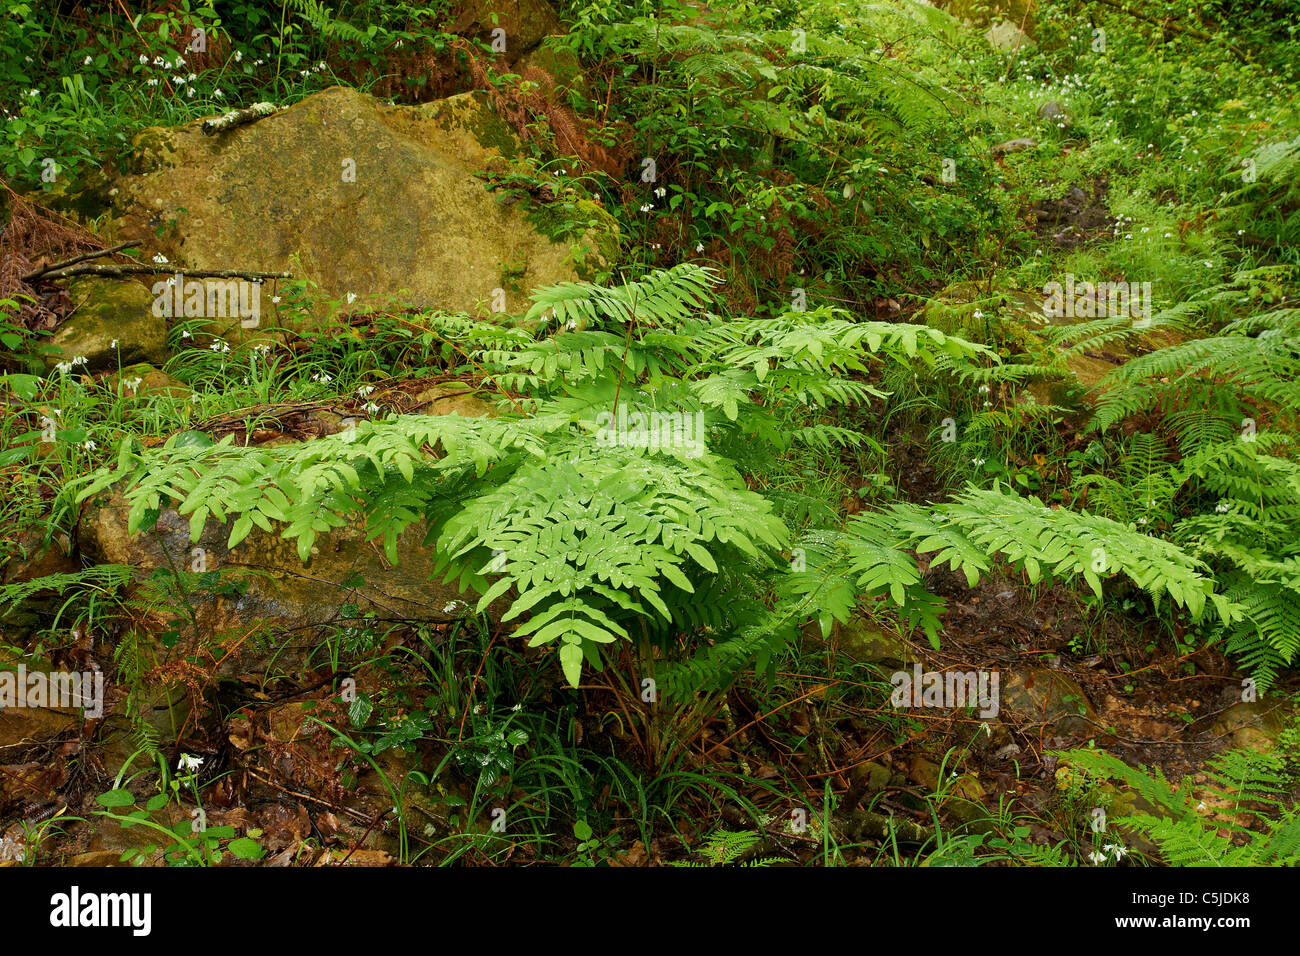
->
(21, 242, 134, 282)
(34, 263, 291, 283)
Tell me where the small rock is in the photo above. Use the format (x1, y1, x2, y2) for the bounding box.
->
(992, 138, 1039, 157)
(103, 363, 190, 400)
(985, 20, 1036, 53)
(1208, 700, 1293, 753)
(830, 618, 917, 666)
(1037, 100, 1072, 124)
(1001, 668, 1097, 736)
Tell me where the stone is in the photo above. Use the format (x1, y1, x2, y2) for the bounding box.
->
(991, 137, 1039, 157)
(409, 383, 496, 418)
(1037, 100, 1072, 125)
(832, 617, 917, 666)
(450, 0, 563, 57)
(985, 19, 1035, 52)
(103, 87, 611, 334)
(944, 0, 1034, 28)
(103, 363, 190, 400)
(44, 278, 167, 373)
(1, 530, 77, 587)
(1209, 700, 1292, 753)
(76, 487, 467, 671)
(1001, 667, 1097, 736)
(517, 39, 589, 98)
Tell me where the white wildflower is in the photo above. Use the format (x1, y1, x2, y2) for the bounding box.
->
(177, 753, 204, 773)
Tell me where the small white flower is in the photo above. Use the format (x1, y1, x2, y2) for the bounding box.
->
(187, 73, 197, 82)
(181, 329, 192, 339)
(511, 704, 522, 712)
(125, 376, 143, 391)
(271, 295, 281, 304)
(317, 61, 327, 72)
(639, 204, 653, 213)
(82, 440, 97, 451)
(345, 292, 357, 304)
(152, 253, 169, 264)
(139, 54, 149, 65)
(1088, 851, 1106, 864)
(363, 402, 380, 414)
(1216, 501, 1230, 513)
(973, 311, 984, 320)
(153, 56, 166, 67)
(234, 50, 243, 62)
(84, 56, 94, 66)
(110, 339, 119, 349)
(972, 458, 986, 466)
(147, 78, 159, 87)
(356, 385, 375, 397)
(214, 88, 224, 99)
(695, 242, 704, 253)
(654, 187, 666, 198)
(177, 753, 204, 773)
(1105, 843, 1128, 860)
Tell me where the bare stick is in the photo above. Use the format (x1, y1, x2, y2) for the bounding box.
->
(22, 241, 134, 282)
(35, 263, 291, 283)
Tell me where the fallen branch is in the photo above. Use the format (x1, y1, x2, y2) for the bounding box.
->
(21, 241, 134, 282)
(202, 101, 282, 136)
(34, 263, 291, 283)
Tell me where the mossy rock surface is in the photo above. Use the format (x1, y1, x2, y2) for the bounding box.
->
(44, 278, 167, 372)
(103, 87, 610, 329)
(450, 0, 563, 56)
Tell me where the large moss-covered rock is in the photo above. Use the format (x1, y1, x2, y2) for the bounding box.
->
(943, 0, 1034, 29)
(103, 86, 608, 332)
(450, 0, 563, 56)
(44, 278, 167, 372)
(518, 38, 589, 98)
